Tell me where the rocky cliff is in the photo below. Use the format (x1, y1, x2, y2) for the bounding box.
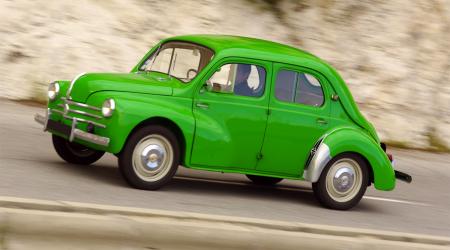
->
(1, 0, 449, 150)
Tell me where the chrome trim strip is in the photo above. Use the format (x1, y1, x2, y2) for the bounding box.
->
(70, 109, 102, 119)
(68, 115, 106, 128)
(57, 103, 102, 119)
(51, 109, 65, 115)
(69, 118, 77, 142)
(44, 108, 51, 131)
(66, 72, 86, 100)
(303, 143, 331, 183)
(50, 108, 106, 128)
(33, 112, 110, 147)
(61, 97, 101, 111)
(73, 129, 110, 147)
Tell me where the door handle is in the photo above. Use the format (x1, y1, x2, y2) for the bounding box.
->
(196, 102, 209, 109)
(316, 118, 328, 125)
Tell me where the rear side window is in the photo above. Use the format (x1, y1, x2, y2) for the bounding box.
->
(275, 69, 324, 107)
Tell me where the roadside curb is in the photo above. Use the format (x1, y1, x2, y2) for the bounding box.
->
(0, 195, 449, 249)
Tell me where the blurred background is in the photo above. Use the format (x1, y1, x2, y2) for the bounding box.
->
(0, 0, 449, 151)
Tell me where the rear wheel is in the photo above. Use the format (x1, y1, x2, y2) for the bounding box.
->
(118, 125, 180, 190)
(52, 135, 104, 165)
(246, 175, 283, 185)
(312, 153, 368, 210)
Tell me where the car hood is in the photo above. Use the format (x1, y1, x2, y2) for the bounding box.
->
(67, 72, 177, 103)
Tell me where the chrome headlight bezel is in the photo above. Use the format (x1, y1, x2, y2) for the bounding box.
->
(48, 82, 60, 101)
(102, 98, 115, 118)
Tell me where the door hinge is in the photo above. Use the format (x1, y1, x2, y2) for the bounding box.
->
(256, 153, 263, 160)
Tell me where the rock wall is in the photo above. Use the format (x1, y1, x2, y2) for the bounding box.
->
(0, 0, 449, 150)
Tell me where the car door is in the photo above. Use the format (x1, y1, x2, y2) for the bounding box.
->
(191, 58, 271, 170)
(256, 63, 331, 176)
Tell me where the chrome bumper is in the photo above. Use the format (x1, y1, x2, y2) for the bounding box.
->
(34, 110, 110, 147)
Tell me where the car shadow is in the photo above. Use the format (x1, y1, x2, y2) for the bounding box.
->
(167, 176, 320, 207)
(44, 160, 127, 187)
(49, 160, 384, 212)
(48, 159, 319, 207)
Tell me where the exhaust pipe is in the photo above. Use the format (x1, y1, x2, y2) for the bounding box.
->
(395, 170, 412, 183)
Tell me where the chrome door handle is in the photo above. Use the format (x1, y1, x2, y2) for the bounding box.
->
(316, 118, 328, 125)
(196, 103, 209, 109)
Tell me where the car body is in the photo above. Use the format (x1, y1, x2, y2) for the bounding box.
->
(35, 35, 411, 209)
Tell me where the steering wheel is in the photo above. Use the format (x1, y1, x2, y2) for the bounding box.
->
(186, 68, 198, 80)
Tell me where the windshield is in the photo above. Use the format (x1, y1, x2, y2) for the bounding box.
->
(139, 41, 214, 83)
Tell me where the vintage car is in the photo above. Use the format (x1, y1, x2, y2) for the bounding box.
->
(35, 35, 411, 210)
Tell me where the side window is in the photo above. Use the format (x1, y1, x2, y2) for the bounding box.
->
(275, 70, 296, 102)
(207, 63, 266, 97)
(275, 69, 324, 107)
(295, 73, 324, 106)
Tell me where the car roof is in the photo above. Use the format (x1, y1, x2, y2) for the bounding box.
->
(164, 34, 321, 62)
(160, 35, 376, 138)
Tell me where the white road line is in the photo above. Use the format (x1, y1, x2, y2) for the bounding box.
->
(175, 176, 430, 207)
(363, 196, 430, 206)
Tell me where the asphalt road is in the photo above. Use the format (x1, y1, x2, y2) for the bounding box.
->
(1, 99, 449, 237)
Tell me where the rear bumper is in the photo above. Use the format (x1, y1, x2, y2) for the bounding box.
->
(34, 109, 110, 147)
(395, 170, 412, 183)
(381, 143, 412, 184)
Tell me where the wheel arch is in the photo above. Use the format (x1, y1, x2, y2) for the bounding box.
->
(120, 116, 187, 164)
(303, 127, 395, 191)
(86, 92, 195, 163)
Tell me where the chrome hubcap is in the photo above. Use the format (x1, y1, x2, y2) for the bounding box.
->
(132, 135, 173, 182)
(333, 167, 355, 192)
(325, 158, 362, 202)
(140, 144, 165, 170)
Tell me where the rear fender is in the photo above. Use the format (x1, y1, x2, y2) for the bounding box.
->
(303, 127, 395, 191)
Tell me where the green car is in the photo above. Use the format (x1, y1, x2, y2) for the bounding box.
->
(35, 35, 411, 210)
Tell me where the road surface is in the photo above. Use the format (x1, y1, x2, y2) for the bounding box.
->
(0, 99, 449, 236)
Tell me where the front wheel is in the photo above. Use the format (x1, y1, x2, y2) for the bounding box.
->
(118, 125, 180, 190)
(52, 135, 105, 165)
(312, 153, 368, 210)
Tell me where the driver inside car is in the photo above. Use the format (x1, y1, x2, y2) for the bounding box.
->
(234, 64, 256, 97)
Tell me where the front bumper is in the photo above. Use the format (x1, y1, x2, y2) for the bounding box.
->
(34, 109, 110, 147)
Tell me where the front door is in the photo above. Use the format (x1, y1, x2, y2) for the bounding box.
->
(191, 59, 271, 170)
(257, 63, 331, 176)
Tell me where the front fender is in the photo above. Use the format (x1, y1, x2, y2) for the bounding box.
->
(304, 127, 395, 191)
(86, 91, 195, 156)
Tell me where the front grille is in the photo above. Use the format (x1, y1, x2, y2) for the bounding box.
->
(51, 97, 105, 128)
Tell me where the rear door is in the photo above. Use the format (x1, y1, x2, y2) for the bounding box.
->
(191, 58, 271, 170)
(256, 63, 331, 176)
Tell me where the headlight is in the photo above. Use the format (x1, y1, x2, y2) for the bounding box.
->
(48, 82, 60, 101)
(102, 98, 115, 118)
